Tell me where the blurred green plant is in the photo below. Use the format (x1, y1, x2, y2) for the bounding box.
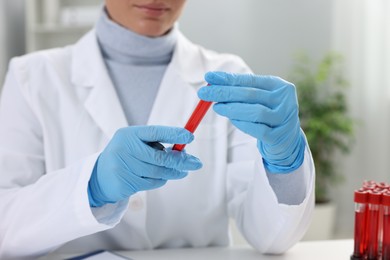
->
(289, 52, 355, 204)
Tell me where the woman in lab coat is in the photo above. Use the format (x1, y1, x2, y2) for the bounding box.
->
(0, 0, 314, 258)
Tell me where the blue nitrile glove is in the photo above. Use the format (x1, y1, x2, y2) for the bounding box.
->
(198, 71, 305, 174)
(88, 126, 203, 207)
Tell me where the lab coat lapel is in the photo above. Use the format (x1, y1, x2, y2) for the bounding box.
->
(148, 32, 207, 127)
(71, 30, 128, 139)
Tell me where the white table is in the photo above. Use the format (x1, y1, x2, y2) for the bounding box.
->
(42, 239, 354, 260)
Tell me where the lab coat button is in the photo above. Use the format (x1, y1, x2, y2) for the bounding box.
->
(129, 196, 144, 211)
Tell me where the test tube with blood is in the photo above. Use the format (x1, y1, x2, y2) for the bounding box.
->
(382, 191, 390, 260)
(366, 190, 382, 260)
(172, 84, 212, 151)
(351, 190, 369, 260)
(377, 188, 389, 258)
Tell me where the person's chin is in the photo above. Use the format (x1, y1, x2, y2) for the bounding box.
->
(138, 23, 169, 37)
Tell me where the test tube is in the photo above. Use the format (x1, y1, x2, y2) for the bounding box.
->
(351, 190, 369, 260)
(378, 189, 389, 258)
(382, 191, 390, 260)
(172, 84, 212, 151)
(366, 190, 382, 260)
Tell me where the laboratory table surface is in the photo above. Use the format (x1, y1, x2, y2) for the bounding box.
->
(41, 239, 354, 260)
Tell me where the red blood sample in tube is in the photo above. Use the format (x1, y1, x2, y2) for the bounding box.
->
(366, 190, 382, 260)
(351, 190, 369, 259)
(382, 191, 390, 260)
(378, 189, 388, 257)
(173, 85, 212, 151)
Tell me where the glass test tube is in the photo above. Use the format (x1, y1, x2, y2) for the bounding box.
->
(378, 189, 389, 258)
(374, 187, 387, 254)
(360, 183, 377, 254)
(172, 84, 212, 151)
(367, 190, 382, 260)
(351, 190, 369, 260)
(382, 191, 390, 260)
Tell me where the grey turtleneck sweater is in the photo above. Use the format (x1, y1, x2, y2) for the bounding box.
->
(95, 9, 306, 205)
(96, 9, 177, 126)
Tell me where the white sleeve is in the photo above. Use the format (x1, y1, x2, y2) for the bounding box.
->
(0, 61, 127, 259)
(226, 124, 315, 254)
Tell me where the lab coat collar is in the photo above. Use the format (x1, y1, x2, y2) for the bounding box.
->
(170, 32, 206, 85)
(70, 29, 207, 137)
(71, 29, 206, 89)
(146, 31, 208, 127)
(71, 30, 127, 138)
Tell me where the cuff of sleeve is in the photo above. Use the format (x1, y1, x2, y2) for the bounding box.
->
(242, 147, 315, 253)
(90, 199, 129, 226)
(260, 130, 306, 174)
(73, 153, 128, 229)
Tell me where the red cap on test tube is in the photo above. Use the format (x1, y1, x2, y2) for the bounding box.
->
(376, 182, 390, 191)
(368, 190, 382, 205)
(374, 187, 386, 194)
(355, 190, 369, 204)
(383, 192, 390, 205)
(364, 186, 377, 192)
(363, 180, 377, 186)
(363, 180, 377, 191)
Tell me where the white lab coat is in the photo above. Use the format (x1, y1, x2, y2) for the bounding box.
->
(0, 30, 315, 259)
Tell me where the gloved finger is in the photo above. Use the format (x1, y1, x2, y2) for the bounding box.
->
(113, 133, 201, 171)
(231, 119, 301, 146)
(230, 119, 268, 141)
(205, 71, 293, 91)
(127, 159, 190, 180)
(198, 84, 293, 108)
(156, 168, 189, 180)
(213, 102, 297, 127)
(125, 140, 203, 171)
(154, 150, 203, 171)
(260, 127, 303, 159)
(198, 85, 273, 107)
(131, 125, 194, 145)
(126, 176, 168, 191)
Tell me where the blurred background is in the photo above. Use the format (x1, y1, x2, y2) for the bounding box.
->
(0, 0, 389, 242)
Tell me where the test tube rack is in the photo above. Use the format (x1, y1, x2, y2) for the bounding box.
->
(351, 180, 390, 260)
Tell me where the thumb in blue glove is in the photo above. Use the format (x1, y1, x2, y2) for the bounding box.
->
(88, 126, 203, 207)
(197, 71, 305, 174)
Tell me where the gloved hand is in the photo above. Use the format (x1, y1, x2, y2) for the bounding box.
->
(198, 71, 305, 174)
(88, 126, 203, 207)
